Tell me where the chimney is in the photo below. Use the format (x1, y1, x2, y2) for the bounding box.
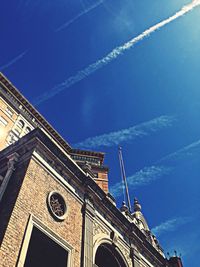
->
(168, 256, 183, 267)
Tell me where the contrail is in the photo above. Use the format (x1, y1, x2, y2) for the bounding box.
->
(157, 139, 200, 164)
(110, 165, 172, 197)
(151, 217, 192, 237)
(110, 137, 200, 197)
(56, 0, 104, 32)
(0, 50, 28, 71)
(74, 115, 175, 149)
(34, 0, 200, 105)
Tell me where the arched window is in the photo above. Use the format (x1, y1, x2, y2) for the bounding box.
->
(95, 243, 127, 267)
(25, 127, 31, 134)
(17, 120, 25, 129)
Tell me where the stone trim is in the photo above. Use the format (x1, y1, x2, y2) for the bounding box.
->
(17, 214, 74, 267)
(47, 191, 68, 221)
(139, 253, 154, 267)
(0, 152, 19, 202)
(93, 237, 130, 267)
(31, 151, 83, 205)
(0, 73, 72, 152)
(82, 196, 96, 267)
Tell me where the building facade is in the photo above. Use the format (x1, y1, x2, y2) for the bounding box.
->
(0, 72, 183, 267)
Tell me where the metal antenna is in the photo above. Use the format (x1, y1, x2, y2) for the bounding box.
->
(118, 146, 131, 212)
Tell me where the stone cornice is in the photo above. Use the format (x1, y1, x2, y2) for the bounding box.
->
(0, 72, 72, 152)
(71, 149, 105, 164)
(0, 73, 108, 162)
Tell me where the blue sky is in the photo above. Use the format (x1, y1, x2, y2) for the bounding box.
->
(1, 0, 200, 265)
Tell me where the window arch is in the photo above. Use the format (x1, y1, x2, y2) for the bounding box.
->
(25, 127, 31, 134)
(95, 243, 127, 267)
(17, 120, 25, 129)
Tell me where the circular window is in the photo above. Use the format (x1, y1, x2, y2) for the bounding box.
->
(47, 192, 67, 221)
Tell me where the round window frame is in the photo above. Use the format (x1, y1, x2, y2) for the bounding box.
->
(47, 191, 67, 221)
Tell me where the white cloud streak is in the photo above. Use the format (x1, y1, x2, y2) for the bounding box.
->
(110, 165, 172, 197)
(33, 0, 200, 105)
(151, 217, 192, 237)
(158, 139, 200, 164)
(74, 115, 175, 149)
(0, 50, 28, 71)
(56, 0, 104, 32)
(110, 137, 200, 197)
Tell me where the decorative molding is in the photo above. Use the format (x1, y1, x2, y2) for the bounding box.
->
(93, 221, 110, 236)
(47, 191, 67, 221)
(17, 214, 74, 267)
(117, 243, 132, 267)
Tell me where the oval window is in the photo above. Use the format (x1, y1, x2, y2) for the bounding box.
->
(47, 192, 67, 221)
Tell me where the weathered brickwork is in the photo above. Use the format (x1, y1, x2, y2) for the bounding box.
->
(95, 170, 109, 193)
(95, 179, 108, 193)
(0, 157, 83, 267)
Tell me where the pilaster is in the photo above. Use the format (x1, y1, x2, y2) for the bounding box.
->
(130, 245, 141, 267)
(82, 194, 96, 267)
(0, 152, 19, 202)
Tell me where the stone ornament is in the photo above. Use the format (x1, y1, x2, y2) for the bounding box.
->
(47, 192, 67, 221)
(93, 221, 109, 236)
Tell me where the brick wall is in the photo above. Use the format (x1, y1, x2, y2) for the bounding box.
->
(94, 170, 109, 193)
(0, 157, 83, 267)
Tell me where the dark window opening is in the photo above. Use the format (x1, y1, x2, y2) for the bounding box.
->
(24, 227, 68, 267)
(95, 244, 126, 267)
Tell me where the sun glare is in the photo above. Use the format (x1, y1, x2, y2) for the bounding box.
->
(192, 0, 200, 6)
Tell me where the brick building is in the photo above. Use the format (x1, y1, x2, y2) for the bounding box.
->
(0, 72, 183, 267)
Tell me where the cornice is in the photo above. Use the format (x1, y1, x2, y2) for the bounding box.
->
(0, 72, 72, 152)
(71, 148, 105, 163)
